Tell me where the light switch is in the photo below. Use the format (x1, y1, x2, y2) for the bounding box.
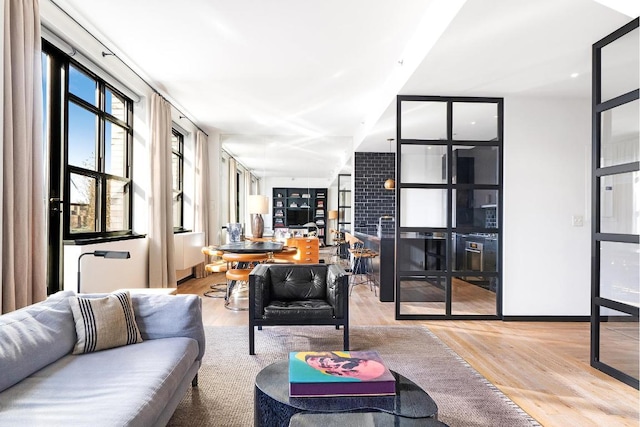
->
(572, 215, 584, 227)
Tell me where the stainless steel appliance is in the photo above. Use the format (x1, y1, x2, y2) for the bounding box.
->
(465, 240, 483, 271)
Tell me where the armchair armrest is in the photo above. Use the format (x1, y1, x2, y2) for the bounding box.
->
(325, 264, 348, 318)
(132, 294, 205, 362)
(249, 264, 272, 319)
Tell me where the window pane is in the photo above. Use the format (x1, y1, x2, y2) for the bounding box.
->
(398, 232, 447, 271)
(171, 132, 180, 152)
(105, 88, 126, 121)
(68, 102, 97, 170)
(398, 276, 446, 315)
(452, 276, 497, 315)
(68, 65, 96, 105)
(600, 242, 639, 307)
(452, 232, 498, 272)
(453, 189, 499, 228)
(601, 27, 639, 103)
(400, 101, 447, 140)
(600, 100, 639, 167)
(400, 145, 446, 184)
(172, 153, 181, 192)
(400, 189, 447, 228)
(453, 102, 498, 141)
(173, 192, 182, 228)
(453, 146, 499, 185)
(600, 172, 639, 235)
(105, 121, 127, 177)
(69, 173, 96, 233)
(599, 307, 639, 381)
(106, 179, 129, 232)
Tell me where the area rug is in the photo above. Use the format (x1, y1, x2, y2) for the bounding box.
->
(168, 326, 540, 427)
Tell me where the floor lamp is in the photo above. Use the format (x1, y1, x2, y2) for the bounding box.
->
(248, 195, 269, 238)
(77, 250, 131, 293)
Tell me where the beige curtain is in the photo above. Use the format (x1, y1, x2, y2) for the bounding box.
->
(1, 0, 47, 313)
(194, 130, 210, 278)
(228, 157, 237, 223)
(148, 93, 176, 288)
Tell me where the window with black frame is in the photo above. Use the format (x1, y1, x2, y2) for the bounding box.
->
(64, 62, 133, 239)
(171, 129, 185, 231)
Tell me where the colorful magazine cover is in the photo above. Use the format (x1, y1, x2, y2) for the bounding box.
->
(289, 351, 396, 397)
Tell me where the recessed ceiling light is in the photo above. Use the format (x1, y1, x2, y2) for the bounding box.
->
(470, 121, 476, 125)
(570, 72, 579, 78)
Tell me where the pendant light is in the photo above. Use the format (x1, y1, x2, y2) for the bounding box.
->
(384, 138, 395, 190)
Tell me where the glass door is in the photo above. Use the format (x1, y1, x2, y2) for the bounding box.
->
(591, 18, 639, 389)
(396, 96, 503, 319)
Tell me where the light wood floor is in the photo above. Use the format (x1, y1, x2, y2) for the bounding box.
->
(178, 268, 639, 427)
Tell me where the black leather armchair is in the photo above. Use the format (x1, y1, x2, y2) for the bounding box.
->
(249, 263, 349, 355)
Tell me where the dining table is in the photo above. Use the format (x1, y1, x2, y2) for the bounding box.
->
(217, 240, 284, 254)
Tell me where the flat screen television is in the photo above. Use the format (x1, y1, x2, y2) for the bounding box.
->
(287, 209, 311, 226)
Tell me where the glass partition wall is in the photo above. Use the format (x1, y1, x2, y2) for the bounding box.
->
(591, 18, 639, 389)
(396, 96, 503, 319)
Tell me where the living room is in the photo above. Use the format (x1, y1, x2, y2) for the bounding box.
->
(0, 0, 638, 426)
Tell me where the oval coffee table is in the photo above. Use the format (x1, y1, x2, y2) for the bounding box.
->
(254, 360, 439, 427)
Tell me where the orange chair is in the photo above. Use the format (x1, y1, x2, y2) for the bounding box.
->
(202, 246, 228, 298)
(221, 252, 268, 311)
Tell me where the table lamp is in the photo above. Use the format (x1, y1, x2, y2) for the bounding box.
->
(328, 209, 338, 228)
(248, 195, 269, 238)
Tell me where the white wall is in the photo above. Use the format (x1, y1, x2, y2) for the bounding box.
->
(63, 238, 148, 293)
(503, 96, 591, 316)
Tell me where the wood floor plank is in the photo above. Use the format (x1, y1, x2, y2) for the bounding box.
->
(178, 265, 639, 426)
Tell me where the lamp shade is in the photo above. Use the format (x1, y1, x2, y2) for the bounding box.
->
(384, 178, 395, 190)
(248, 195, 269, 214)
(328, 210, 338, 220)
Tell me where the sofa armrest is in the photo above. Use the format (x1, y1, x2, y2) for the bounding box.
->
(249, 264, 271, 319)
(132, 294, 205, 362)
(326, 264, 348, 318)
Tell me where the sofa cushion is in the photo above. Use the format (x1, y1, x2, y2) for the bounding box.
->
(69, 291, 142, 354)
(264, 299, 334, 320)
(0, 337, 199, 427)
(132, 293, 206, 362)
(270, 267, 327, 301)
(0, 291, 76, 393)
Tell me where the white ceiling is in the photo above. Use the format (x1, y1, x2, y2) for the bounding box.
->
(49, 0, 636, 182)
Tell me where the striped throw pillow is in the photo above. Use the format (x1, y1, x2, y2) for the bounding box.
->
(70, 291, 142, 355)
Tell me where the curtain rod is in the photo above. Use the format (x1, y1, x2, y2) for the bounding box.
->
(47, 0, 209, 137)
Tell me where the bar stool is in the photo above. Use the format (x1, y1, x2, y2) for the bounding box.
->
(202, 246, 228, 298)
(347, 240, 379, 296)
(222, 252, 268, 311)
(329, 229, 346, 265)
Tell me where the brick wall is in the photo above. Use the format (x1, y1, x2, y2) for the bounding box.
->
(354, 152, 395, 236)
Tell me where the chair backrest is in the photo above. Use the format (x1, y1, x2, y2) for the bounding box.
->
(344, 232, 362, 247)
(267, 265, 327, 301)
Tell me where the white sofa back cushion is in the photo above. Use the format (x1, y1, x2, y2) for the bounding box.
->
(0, 291, 76, 392)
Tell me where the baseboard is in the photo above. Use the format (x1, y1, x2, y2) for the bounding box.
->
(503, 315, 590, 322)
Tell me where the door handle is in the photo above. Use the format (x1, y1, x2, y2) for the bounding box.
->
(49, 198, 64, 212)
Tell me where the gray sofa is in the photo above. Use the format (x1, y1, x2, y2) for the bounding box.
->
(0, 290, 205, 426)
